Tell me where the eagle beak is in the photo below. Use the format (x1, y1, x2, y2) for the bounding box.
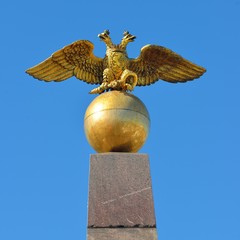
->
(98, 30, 110, 41)
(123, 31, 136, 42)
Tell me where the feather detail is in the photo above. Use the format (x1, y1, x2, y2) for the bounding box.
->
(129, 45, 206, 86)
(26, 40, 104, 84)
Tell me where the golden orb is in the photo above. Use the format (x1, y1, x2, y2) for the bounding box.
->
(84, 91, 150, 153)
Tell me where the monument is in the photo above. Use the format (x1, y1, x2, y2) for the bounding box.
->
(26, 30, 206, 239)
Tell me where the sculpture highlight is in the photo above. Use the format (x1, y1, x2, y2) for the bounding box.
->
(26, 30, 206, 94)
(26, 30, 206, 152)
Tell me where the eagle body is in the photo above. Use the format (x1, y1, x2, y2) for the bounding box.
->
(26, 30, 206, 93)
(107, 51, 128, 79)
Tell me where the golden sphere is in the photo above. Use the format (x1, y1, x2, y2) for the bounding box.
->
(84, 91, 150, 153)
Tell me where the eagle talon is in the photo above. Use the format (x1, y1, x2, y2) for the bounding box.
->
(125, 83, 133, 91)
(108, 80, 119, 89)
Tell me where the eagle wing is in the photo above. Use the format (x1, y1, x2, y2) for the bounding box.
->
(129, 45, 206, 86)
(26, 40, 104, 84)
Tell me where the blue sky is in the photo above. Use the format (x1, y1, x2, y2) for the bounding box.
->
(0, 0, 240, 239)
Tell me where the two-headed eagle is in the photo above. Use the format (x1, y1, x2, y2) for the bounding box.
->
(26, 30, 206, 93)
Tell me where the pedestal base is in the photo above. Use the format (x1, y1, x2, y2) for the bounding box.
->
(88, 228, 158, 240)
(87, 153, 158, 239)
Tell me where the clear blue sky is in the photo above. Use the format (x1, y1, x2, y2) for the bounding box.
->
(0, 0, 239, 239)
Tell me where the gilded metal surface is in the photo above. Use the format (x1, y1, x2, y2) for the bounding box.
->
(26, 30, 206, 94)
(84, 91, 150, 153)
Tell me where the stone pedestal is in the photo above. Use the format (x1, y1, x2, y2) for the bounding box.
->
(87, 153, 158, 240)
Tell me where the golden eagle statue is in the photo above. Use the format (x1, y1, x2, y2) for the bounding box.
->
(26, 30, 206, 94)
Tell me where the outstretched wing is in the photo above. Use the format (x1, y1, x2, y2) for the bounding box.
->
(26, 40, 104, 84)
(129, 45, 206, 86)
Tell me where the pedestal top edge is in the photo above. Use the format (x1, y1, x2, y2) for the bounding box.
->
(90, 152, 149, 157)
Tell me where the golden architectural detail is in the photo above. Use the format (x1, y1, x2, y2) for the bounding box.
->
(84, 91, 150, 153)
(26, 30, 206, 94)
(26, 30, 207, 153)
